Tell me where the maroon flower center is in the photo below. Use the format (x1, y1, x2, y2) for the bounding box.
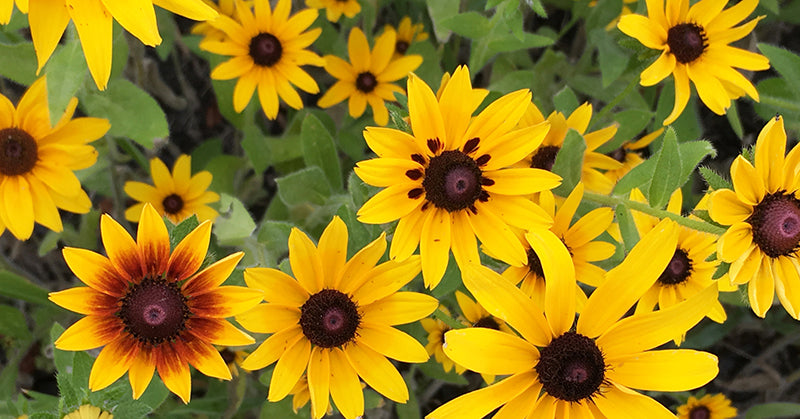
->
(689, 406, 711, 419)
(118, 277, 189, 345)
(249, 33, 283, 67)
(748, 192, 800, 258)
(395, 40, 410, 55)
(0, 128, 38, 176)
(423, 150, 485, 212)
(162, 194, 184, 215)
(657, 248, 692, 285)
(607, 147, 627, 163)
(530, 145, 560, 171)
(356, 72, 378, 93)
(527, 248, 546, 279)
(473, 317, 500, 330)
(536, 332, 606, 402)
(667, 23, 707, 64)
(300, 289, 361, 348)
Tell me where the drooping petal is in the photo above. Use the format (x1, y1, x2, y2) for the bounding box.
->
(66, 0, 113, 89)
(154, 343, 192, 403)
(344, 343, 408, 403)
(426, 372, 538, 419)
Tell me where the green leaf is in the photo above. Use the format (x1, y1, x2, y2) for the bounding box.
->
(585, 0, 623, 31)
(241, 120, 270, 174)
(746, 403, 800, 419)
(612, 154, 656, 195)
(593, 29, 630, 88)
(647, 127, 682, 209)
(438, 12, 490, 39)
(677, 140, 716, 187)
(754, 78, 800, 132)
(427, 0, 461, 42)
(608, 109, 654, 150)
(256, 220, 293, 266)
(44, 40, 86, 126)
(276, 167, 332, 206)
(0, 42, 37, 85)
(396, 372, 421, 419)
(79, 79, 168, 148)
(553, 86, 580, 115)
(758, 43, 800, 96)
(726, 101, 744, 138)
(168, 215, 200, 250)
(614, 204, 640, 253)
(699, 166, 732, 191)
(417, 359, 469, 385)
(301, 113, 344, 191)
(0, 270, 51, 306)
(154, 8, 177, 61)
(0, 305, 32, 340)
(552, 130, 586, 196)
(215, 194, 257, 245)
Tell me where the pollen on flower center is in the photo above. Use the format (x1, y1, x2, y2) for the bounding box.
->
(422, 150, 486, 212)
(356, 72, 378, 93)
(657, 248, 692, 285)
(0, 128, 38, 176)
(118, 277, 189, 344)
(300, 289, 361, 348)
(530, 145, 560, 171)
(162, 194, 184, 215)
(689, 406, 711, 419)
(667, 23, 707, 64)
(536, 331, 606, 402)
(748, 192, 800, 258)
(249, 33, 283, 67)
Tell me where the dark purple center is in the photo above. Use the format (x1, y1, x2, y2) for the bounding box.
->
(0, 128, 37, 176)
(356, 72, 378, 93)
(118, 278, 189, 344)
(249, 33, 283, 67)
(667, 23, 706, 64)
(162, 194, 184, 215)
(423, 150, 485, 212)
(530, 145, 560, 171)
(689, 406, 711, 419)
(527, 248, 546, 279)
(536, 332, 606, 402)
(607, 147, 627, 163)
(300, 289, 361, 348)
(657, 248, 692, 285)
(749, 192, 800, 258)
(395, 40, 410, 55)
(473, 317, 500, 330)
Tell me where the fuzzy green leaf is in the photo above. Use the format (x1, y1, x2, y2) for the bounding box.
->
(647, 127, 682, 208)
(276, 167, 332, 206)
(552, 130, 587, 196)
(44, 40, 86, 126)
(699, 166, 733, 191)
(302, 113, 344, 191)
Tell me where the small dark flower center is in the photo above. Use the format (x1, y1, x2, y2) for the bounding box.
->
(667, 23, 707, 64)
(530, 145, 560, 171)
(473, 317, 500, 330)
(249, 33, 283, 67)
(395, 40, 410, 55)
(536, 331, 606, 402)
(220, 348, 236, 364)
(118, 277, 189, 345)
(689, 405, 711, 419)
(422, 150, 484, 212)
(0, 128, 38, 176)
(162, 194, 184, 215)
(526, 248, 546, 279)
(748, 192, 800, 258)
(657, 248, 692, 285)
(300, 289, 361, 348)
(356, 72, 378, 93)
(607, 147, 627, 163)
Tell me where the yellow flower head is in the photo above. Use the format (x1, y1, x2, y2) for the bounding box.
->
(63, 404, 113, 419)
(28, 0, 217, 90)
(124, 154, 220, 224)
(618, 0, 770, 125)
(384, 16, 429, 58)
(0, 76, 109, 240)
(49, 204, 263, 403)
(355, 66, 561, 288)
(429, 219, 720, 418)
(677, 393, 737, 419)
(710, 115, 800, 319)
(421, 306, 461, 374)
(520, 102, 622, 194)
(317, 27, 422, 126)
(202, 0, 324, 119)
(192, 0, 253, 41)
(236, 216, 438, 419)
(305, 0, 359, 22)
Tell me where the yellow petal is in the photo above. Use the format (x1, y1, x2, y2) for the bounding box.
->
(189, 286, 265, 318)
(167, 220, 211, 281)
(356, 182, 423, 224)
(154, 343, 192, 403)
(426, 372, 537, 419)
(307, 347, 330, 419)
(717, 222, 752, 262)
(66, 0, 113, 89)
(55, 315, 123, 351)
(48, 286, 117, 316)
(754, 115, 786, 193)
(174, 339, 230, 379)
(236, 304, 300, 334)
(88, 336, 138, 391)
(408, 73, 445, 155)
(329, 348, 364, 419)
(182, 252, 244, 296)
(137, 203, 170, 277)
(662, 64, 691, 125)
(730, 155, 765, 206)
(100, 213, 144, 282)
(358, 322, 429, 362)
(361, 292, 437, 325)
(152, 0, 218, 21)
(344, 343, 408, 403)
(244, 267, 309, 306)
(749, 257, 775, 318)
(29, 0, 70, 73)
(526, 229, 576, 336)
(443, 328, 538, 375)
(240, 326, 303, 371)
(129, 348, 155, 399)
(606, 349, 718, 391)
(593, 383, 676, 418)
(98, 0, 161, 45)
(420, 208, 451, 289)
(351, 255, 421, 305)
(640, 51, 675, 86)
(617, 14, 666, 49)
(709, 188, 753, 226)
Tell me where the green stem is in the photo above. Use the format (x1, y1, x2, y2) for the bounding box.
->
(582, 191, 727, 235)
(433, 308, 466, 330)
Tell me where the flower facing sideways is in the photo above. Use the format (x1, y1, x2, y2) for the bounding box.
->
(49, 204, 263, 403)
(385, 16, 429, 58)
(677, 393, 737, 419)
(305, 0, 359, 22)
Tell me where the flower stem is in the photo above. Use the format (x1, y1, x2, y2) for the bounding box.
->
(433, 308, 466, 330)
(582, 191, 728, 235)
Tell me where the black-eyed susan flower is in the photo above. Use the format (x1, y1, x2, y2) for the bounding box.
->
(236, 216, 438, 419)
(385, 16, 428, 58)
(124, 155, 220, 224)
(201, 0, 324, 119)
(428, 219, 720, 418)
(0, 0, 25, 24)
(28, 0, 216, 90)
(677, 393, 737, 419)
(710, 115, 800, 319)
(618, 0, 770, 125)
(355, 66, 560, 288)
(0, 76, 109, 240)
(305, 0, 359, 22)
(192, 0, 252, 41)
(63, 404, 113, 419)
(317, 27, 422, 126)
(604, 128, 664, 184)
(49, 204, 263, 403)
(520, 102, 622, 195)
(421, 306, 461, 374)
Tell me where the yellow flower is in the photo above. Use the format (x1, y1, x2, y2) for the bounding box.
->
(49, 204, 263, 403)
(317, 27, 422, 126)
(355, 66, 560, 288)
(421, 306, 461, 374)
(28, 0, 216, 90)
(0, 0, 26, 24)
(236, 216, 438, 419)
(677, 393, 737, 419)
(520, 102, 622, 194)
(710, 115, 800, 319)
(201, 0, 324, 119)
(384, 16, 429, 58)
(0, 76, 108, 240)
(428, 219, 720, 418)
(305, 0, 359, 22)
(63, 404, 112, 419)
(124, 155, 220, 224)
(618, 0, 770, 125)
(603, 128, 664, 184)
(192, 0, 252, 41)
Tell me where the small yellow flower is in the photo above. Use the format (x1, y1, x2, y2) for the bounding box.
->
(677, 393, 737, 419)
(63, 404, 113, 419)
(305, 0, 359, 22)
(384, 16, 428, 58)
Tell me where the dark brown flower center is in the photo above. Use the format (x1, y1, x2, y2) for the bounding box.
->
(356, 72, 378, 93)
(300, 289, 361, 348)
(657, 248, 692, 285)
(118, 277, 189, 345)
(530, 145, 560, 171)
(667, 23, 707, 64)
(527, 248, 546, 279)
(422, 150, 487, 212)
(689, 405, 711, 419)
(249, 33, 283, 67)
(473, 317, 500, 330)
(748, 192, 800, 258)
(395, 40, 410, 55)
(607, 147, 627, 163)
(536, 332, 606, 402)
(0, 128, 38, 176)
(162, 194, 184, 215)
